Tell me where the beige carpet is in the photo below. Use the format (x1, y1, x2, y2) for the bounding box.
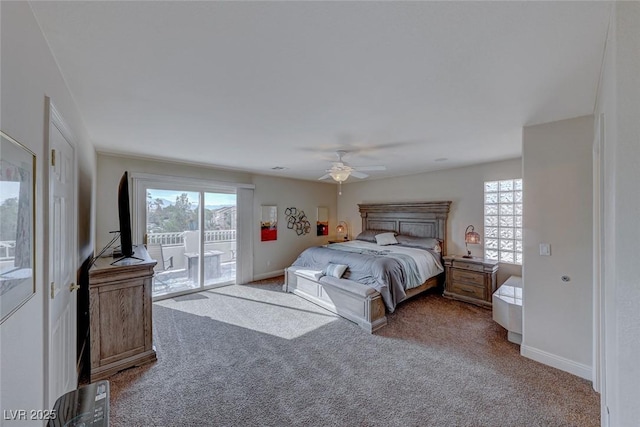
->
(108, 276, 599, 426)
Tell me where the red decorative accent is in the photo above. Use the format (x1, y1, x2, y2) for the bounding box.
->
(261, 228, 277, 241)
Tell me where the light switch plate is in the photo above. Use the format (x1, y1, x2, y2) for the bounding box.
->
(539, 243, 551, 256)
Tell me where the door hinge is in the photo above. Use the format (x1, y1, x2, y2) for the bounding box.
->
(50, 282, 55, 299)
(51, 149, 56, 167)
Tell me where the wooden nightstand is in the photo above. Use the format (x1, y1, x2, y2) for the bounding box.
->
(443, 255, 499, 308)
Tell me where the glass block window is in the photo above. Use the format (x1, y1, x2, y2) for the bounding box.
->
(484, 179, 522, 264)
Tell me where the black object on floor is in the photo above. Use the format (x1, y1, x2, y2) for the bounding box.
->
(48, 380, 109, 427)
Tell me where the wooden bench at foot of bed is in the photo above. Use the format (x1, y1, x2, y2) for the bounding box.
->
(284, 267, 388, 333)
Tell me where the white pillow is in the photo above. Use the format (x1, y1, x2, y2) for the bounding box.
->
(375, 232, 398, 246)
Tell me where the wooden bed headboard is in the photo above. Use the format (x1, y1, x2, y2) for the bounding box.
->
(358, 201, 452, 255)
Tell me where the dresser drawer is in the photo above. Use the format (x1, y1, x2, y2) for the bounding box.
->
(452, 260, 485, 272)
(451, 269, 484, 286)
(450, 281, 485, 300)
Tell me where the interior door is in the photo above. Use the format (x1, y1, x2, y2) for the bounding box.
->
(47, 106, 77, 407)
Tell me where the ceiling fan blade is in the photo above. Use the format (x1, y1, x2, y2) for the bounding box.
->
(318, 174, 332, 180)
(350, 171, 369, 179)
(353, 165, 386, 171)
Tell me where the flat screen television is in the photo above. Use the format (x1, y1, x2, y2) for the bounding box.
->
(117, 171, 134, 258)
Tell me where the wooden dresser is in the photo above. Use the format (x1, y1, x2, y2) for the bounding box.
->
(443, 255, 499, 308)
(88, 245, 157, 381)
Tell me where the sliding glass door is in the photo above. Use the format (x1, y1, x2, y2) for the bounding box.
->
(203, 192, 236, 286)
(143, 185, 237, 299)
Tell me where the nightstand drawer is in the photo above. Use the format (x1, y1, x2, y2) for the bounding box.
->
(452, 261, 485, 272)
(451, 269, 484, 286)
(450, 281, 485, 300)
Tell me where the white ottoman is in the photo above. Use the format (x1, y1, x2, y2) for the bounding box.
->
(492, 276, 523, 344)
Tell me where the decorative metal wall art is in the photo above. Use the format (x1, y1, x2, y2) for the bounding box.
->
(285, 207, 311, 236)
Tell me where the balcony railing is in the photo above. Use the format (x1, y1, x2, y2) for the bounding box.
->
(205, 229, 236, 242)
(1, 230, 237, 263)
(147, 232, 185, 245)
(0, 241, 16, 261)
(146, 230, 236, 246)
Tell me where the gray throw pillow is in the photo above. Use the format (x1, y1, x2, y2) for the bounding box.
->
(324, 263, 348, 278)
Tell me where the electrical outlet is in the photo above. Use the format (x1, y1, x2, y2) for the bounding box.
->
(539, 243, 551, 256)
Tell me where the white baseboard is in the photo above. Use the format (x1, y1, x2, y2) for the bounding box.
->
(252, 269, 284, 281)
(521, 344, 592, 381)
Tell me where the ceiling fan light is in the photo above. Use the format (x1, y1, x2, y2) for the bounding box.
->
(330, 170, 350, 182)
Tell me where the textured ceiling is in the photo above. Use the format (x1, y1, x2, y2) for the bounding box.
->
(30, 1, 610, 182)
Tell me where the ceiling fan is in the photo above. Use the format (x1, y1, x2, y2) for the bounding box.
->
(318, 151, 386, 194)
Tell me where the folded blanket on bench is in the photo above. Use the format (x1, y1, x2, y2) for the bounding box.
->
(296, 269, 325, 280)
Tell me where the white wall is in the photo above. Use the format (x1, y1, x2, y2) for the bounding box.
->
(0, 2, 96, 423)
(596, 5, 618, 423)
(252, 175, 337, 279)
(521, 115, 593, 380)
(338, 158, 523, 285)
(95, 153, 337, 281)
(596, 2, 640, 425)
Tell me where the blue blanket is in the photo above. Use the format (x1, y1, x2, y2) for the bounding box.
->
(325, 245, 423, 290)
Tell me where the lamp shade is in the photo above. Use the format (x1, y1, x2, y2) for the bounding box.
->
(463, 225, 481, 258)
(336, 221, 349, 240)
(465, 227, 481, 244)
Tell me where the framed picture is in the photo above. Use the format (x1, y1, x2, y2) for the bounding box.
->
(0, 131, 36, 324)
(317, 206, 328, 236)
(260, 205, 277, 241)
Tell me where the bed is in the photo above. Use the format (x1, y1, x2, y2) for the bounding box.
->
(284, 201, 451, 332)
